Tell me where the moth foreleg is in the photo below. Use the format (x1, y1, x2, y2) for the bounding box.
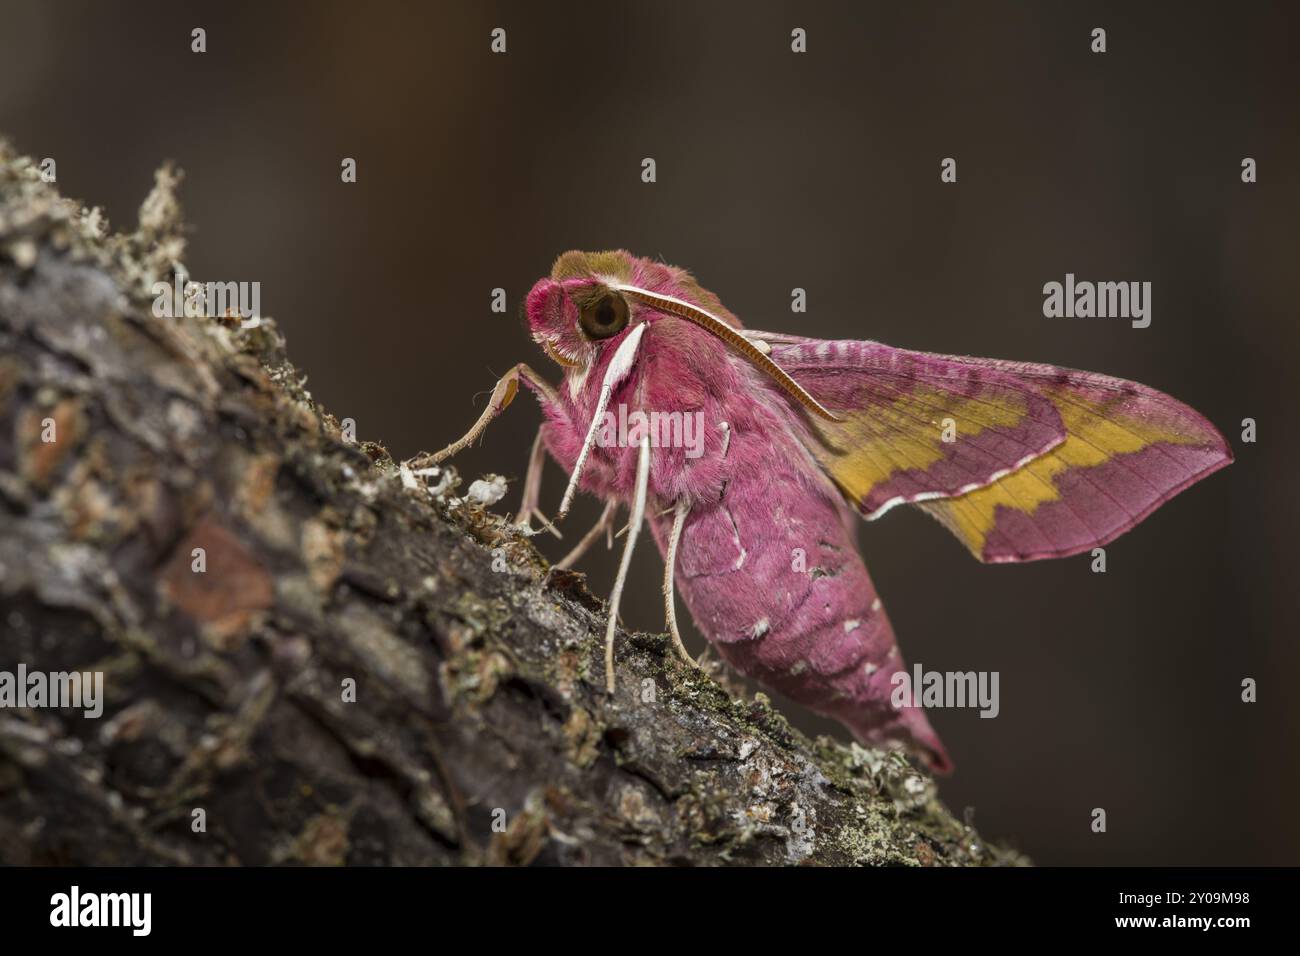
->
(546, 498, 617, 580)
(408, 363, 558, 470)
(515, 428, 561, 539)
(604, 435, 650, 695)
(663, 499, 700, 670)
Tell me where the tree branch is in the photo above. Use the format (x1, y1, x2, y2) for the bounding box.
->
(0, 144, 1023, 866)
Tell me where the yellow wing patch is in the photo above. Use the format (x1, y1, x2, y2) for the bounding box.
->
(922, 390, 1217, 560)
(814, 386, 1038, 511)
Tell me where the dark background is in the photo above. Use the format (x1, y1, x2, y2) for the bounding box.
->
(2, 0, 1295, 865)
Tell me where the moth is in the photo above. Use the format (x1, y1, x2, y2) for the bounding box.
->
(419, 250, 1232, 772)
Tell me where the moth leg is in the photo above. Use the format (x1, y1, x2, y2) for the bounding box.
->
(614, 504, 676, 540)
(408, 363, 558, 470)
(663, 498, 700, 670)
(604, 435, 650, 695)
(515, 428, 561, 539)
(547, 498, 617, 579)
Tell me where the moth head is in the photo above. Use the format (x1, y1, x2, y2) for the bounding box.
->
(524, 250, 841, 421)
(524, 250, 642, 372)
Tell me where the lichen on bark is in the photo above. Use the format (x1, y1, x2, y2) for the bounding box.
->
(0, 143, 1025, 866)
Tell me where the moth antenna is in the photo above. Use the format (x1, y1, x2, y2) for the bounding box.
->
(605, 434, 651, 694)
(610, 284, 842, 422)
(557, 322, 647, 519)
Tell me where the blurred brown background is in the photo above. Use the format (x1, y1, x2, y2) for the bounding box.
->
(2, 0, 1296, 865)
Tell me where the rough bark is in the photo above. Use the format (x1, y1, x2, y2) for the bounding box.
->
(0, 144, 1023, 866)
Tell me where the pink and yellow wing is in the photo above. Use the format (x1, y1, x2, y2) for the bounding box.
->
(768, 339, 1070, 517)
(770, 339, 1233, 563)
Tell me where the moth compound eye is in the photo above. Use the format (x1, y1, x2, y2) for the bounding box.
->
(578, 293, 630, 340)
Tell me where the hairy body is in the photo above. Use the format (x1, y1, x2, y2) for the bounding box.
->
(533, 301, 948, 768)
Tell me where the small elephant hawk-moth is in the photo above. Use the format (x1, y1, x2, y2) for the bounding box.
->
(414, 250, 1232, 773)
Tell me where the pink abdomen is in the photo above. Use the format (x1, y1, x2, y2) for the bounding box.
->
(648, 462, 952, 772)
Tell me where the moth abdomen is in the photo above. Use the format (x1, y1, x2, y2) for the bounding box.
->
(648, 451, 952, 773)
